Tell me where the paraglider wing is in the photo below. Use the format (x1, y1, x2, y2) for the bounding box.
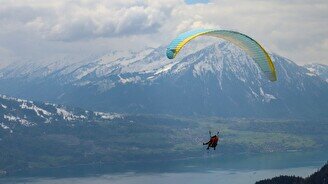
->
(166, 29, 277, 81)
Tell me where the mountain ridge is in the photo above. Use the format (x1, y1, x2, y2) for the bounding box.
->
(0, 94, 123, 134)
(0, 42, 327, 119)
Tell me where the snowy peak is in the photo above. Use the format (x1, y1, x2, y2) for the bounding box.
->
(0, 42, 220, 83)
(0, 42, 257, 87)
(0, 42, 327, 119)
(166, 42, 264, 85)
(304, 63, 328, 82)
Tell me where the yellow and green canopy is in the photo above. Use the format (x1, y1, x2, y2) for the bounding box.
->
(166, 29, 277, 81)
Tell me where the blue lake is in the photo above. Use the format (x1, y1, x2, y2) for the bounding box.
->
(1, 150, 327, 184)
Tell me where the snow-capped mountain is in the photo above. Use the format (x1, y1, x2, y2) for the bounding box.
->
(304, 63, 328, 83)
(0, 94, 122, 133)
(0, 42, 327, 119)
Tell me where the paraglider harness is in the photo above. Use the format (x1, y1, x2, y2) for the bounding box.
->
(203, 131, 219, 150)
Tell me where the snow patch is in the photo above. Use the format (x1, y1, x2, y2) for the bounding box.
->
(0, 123, 12, 133)
(19, 118, 34, 126)
(306, 72, 316, 76)
(74, 66, 98, 80)
(259, 87, 277, 102)
(0, 123, 10, 129)
(94, 112, 123, 120)
(4, 114, 35, 126)
(20, 102, 52, 117)
(193, 62, 214, 76)
(249, 88, 259, 98)
(119, 76, 141, 84)
(0, 95, 27, 103)
(4, 114, 18, 122)
(307, 67, 315, 72)
(56, 108, 85, 121)
(154, 62, 176, 75)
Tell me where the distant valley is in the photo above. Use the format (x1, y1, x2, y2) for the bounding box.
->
(1, 94, 328, 175)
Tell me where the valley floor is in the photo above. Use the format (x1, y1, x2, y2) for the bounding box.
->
(1, 115, 327, 177)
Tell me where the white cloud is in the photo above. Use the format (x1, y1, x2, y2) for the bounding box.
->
(0, 0, 327, 65)
(1, 1, 178, 41)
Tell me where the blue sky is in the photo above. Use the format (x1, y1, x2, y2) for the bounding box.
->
(185, 0, 210, 4)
